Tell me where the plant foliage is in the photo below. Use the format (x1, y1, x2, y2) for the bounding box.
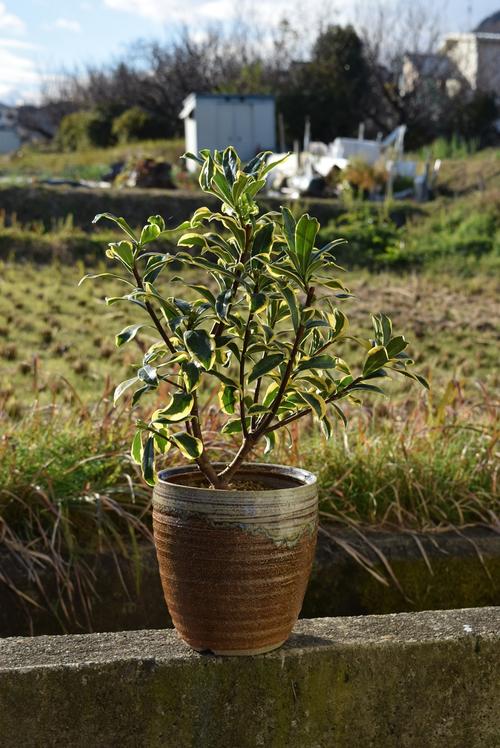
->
(87, 147, 427, 488)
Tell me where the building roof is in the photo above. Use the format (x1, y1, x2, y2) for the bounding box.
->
(179, 93, 275, 119)
(405, 52, 457, 78)
(475, 10, 500, 33)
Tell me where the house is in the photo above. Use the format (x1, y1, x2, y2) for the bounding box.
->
(179, 94, 276, 171)
(400, 10, 500, 100)
(0, 103, 21, 154)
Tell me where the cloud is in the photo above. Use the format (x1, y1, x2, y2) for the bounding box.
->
(104, 0, 282, 23)
(53, 18, 82, 33)
(103, 0, 349, 27)
(0, 45, 39, 102)
(0, 2, 25, 33)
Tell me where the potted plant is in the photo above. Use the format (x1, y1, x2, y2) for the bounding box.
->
(86, 147, 427, 655)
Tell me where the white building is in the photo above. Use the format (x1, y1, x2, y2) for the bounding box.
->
(179, 94, 276, 171)
(401, 11, 500, 100)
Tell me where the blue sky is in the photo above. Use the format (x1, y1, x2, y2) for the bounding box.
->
(2, 0, 500, 103)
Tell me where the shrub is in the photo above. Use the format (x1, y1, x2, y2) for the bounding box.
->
(86, 147, 427, 489)
(112, 107, 151, 144)
(56, 110, 113, 151)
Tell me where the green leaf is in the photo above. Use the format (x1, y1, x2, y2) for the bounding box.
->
(132, 385, 151, 406)
(140, 223, 161, 246)
(264, 430, 276, 454)
(170, 432, 203, 459)
(188, 284, 217, 307)
(248, 353, 284, 383)
(296, 354, 336, 372)
(219, 385, 237, 414)
(221, 418, 251, 434)
(386, 336, 408, 358)
(222, 146, 239, 185)
(350, 383, 386, 396)
(251, 223, 274, 256)
(320, 417, 333, 440)
(142, 436, 155, 485)
(215, 288, 232, 320)
(130, 431, 143, 465)
(260, 153, 290, 177)
(211, 171, 234, 206)
(138, 365, 158, 385)
(250, 292, 267, 314)
(299, 391, 327, 419)
(281, 207, 296, 251)
(331, 308, 348, 338)
(153, 393, 194, 423)
(153, 431, 171, 455)
(295, 214, 319, 272)
(115, 323, 145, 347)
(93, 213, 137, 243)
(395, 369, 430, 389)
(178, 232, 207, 248)
(331, 403, 347, 427)
(184, 329, 215, 370)
(372, 313, 392, 345)
(363, 346, 389, 377)
(107, 240, 134, 268)
(148, 215, 166, 231)
(114, 376, 138, 404)
(282, 286, 299, 331)
(181, 361, 202, 392)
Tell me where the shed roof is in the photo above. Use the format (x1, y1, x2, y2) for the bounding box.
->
(179, 92, 275, 119)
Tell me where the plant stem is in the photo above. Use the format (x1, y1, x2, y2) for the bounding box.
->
(263, 377, 362, 434)
(239, 310, 254, 438)
(190, 392, 222, 488)
(133, 262, 220, 487)
(256, 286, 315, 435)
(132, 265, 177, 355)
(212, 223, 252, 339)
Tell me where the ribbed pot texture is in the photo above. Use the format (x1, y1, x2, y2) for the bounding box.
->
(152, 463, 318, 655)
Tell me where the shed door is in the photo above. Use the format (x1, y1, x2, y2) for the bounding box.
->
(231, 102, 254, 160)
(215, 101, 255, 160)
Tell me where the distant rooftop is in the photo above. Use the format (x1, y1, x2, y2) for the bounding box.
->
(475, 9, 500, 34)
(405, 52, 457, 78)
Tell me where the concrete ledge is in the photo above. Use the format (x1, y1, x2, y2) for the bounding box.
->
(1, 608, 498, 747)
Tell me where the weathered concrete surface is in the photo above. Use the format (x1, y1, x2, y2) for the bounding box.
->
(1, 526, 498, 636)
(0, 608, 499, 748)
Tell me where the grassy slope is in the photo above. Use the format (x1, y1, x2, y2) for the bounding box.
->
(0, 139, 185, 181)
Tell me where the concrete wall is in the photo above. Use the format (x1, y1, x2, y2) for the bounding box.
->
(0, 608, 498, 747)
(1, 527, 498, 636)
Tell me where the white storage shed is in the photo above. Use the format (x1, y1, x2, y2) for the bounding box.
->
(179, 94, 276, 170)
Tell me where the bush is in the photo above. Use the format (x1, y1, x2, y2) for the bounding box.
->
(111, 107, 151, 144)
(56, 110, 113, 151)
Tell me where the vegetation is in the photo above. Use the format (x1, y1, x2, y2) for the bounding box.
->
(43, 8, 499, 149)
(85, 147, 427, 488)
(319, 193, 500, 270)
(111, 107, 152, 144)
(0, 138, 184, 182)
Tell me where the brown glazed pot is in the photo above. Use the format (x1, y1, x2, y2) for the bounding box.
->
(152, 463, 318, 655)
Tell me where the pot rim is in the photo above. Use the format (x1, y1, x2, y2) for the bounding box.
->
(156, 462, 317, 498)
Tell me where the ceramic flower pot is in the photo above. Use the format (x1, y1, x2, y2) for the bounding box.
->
(152, 463, 318, 655)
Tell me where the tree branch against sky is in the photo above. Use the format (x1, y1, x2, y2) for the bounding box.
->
(3, 0, 500, 102)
